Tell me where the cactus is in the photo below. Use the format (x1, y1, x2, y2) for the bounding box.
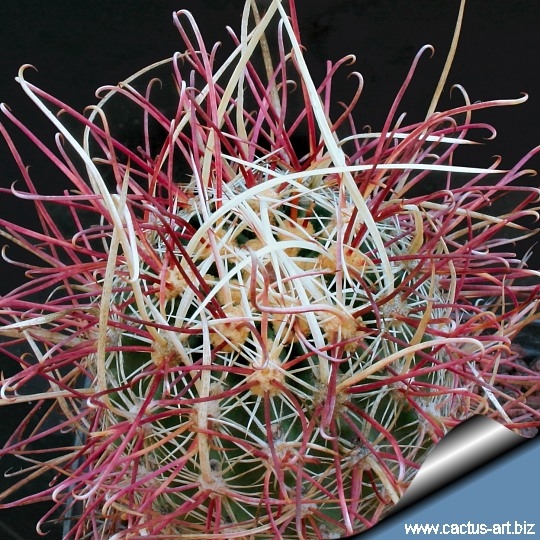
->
(0, 1, 539, 539)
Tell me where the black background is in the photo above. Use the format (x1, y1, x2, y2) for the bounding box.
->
(0, 1, 538, 538)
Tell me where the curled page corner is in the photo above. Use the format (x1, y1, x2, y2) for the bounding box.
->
(390, 415, 526, 515)
(343, 416, 528, 539)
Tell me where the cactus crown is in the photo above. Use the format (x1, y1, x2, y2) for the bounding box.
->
(0, 1, 539, 539)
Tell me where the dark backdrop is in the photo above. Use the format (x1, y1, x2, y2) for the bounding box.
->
(0, 1, 538, 538)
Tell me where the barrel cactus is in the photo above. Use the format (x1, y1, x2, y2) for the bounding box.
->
(1, 1, 539, 539)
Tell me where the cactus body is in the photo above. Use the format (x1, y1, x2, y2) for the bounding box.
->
(0, 1, 539, 539)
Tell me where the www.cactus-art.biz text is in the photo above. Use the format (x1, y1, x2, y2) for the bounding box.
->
(404, 520, 535, 535)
